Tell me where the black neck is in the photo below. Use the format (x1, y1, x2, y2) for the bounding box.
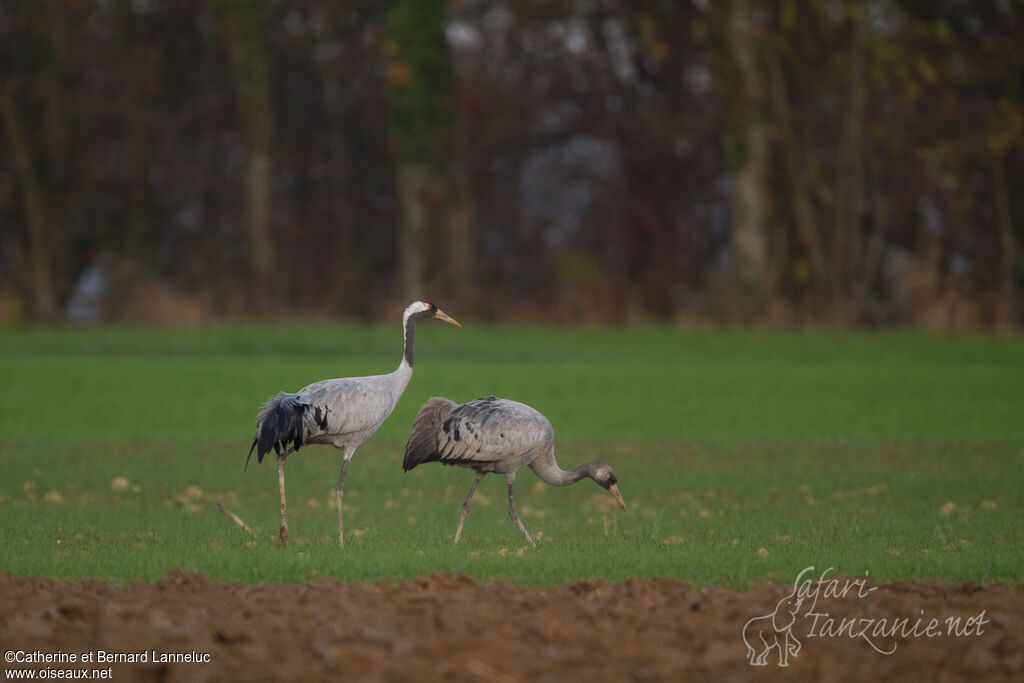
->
(403, 315, 417, 367)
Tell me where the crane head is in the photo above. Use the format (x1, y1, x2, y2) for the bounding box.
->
(590, 464, 626, 510)
(405, 298, 461, 327)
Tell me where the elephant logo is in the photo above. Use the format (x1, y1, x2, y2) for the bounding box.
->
(743, 589, 805, 667)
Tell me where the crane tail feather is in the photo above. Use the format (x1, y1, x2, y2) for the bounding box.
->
(403, 397, 457, 471)
(244, 438, 258, 473)
(247, 392, 317, 469)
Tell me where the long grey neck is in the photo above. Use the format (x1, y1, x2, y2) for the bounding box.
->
(530, 455, 595, 487)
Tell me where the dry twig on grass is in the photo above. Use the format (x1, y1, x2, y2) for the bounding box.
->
(217, 502, 255, 537)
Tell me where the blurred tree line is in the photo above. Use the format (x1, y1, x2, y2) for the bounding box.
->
(0, 0, 1021, 327)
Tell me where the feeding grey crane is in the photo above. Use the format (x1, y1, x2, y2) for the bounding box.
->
(403, 396, 626, 546)
(246, 299, 460, 546)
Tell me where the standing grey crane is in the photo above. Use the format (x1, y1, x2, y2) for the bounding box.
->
(246, 299, 460, 546)
(403, 396, 626, 546)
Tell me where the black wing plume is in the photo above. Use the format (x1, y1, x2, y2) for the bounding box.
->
(245, 393, 326, 472)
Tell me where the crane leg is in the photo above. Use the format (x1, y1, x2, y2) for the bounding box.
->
(505, 475, 535, 547)
(334, 449, 353, 548)
(453, 471, 484, 546)
(277, 452, 290, 546)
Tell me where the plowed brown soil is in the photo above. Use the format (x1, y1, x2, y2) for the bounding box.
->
(1, 571, 1020, 682)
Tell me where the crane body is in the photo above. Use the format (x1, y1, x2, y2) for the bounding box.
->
(404, 396, 625, 545)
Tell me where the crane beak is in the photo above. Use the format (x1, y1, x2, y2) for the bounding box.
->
(608, 483, 626, 510)
(434, 309, 461, 327)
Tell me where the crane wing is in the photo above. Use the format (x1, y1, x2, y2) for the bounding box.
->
(247, 373, 403, 470)
(404, 397, 551, 470)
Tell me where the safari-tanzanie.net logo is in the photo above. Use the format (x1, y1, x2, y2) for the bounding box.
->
(743, 566, 990, 667)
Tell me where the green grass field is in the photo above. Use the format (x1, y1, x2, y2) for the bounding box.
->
(1, 323, 1021, 588)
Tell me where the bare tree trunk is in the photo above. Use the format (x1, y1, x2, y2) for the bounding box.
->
(386, 0, 455, 304)
(860, 150, 891, 321)
(833, 1, 867, 319)
(396, 162, 429, 301)
(214, 2, 275, 313)
(448, 105, 477, 309)
(766, 44, 826, 288)
(993, 152, 1018, 328)
(447, 180, 475, 306)
(727, 0, 770, 297)
(1, 84, 57, 320)
(44, 0, 66, 239)
(314, 44, 355, 306)
(246, 150, 273, 299)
